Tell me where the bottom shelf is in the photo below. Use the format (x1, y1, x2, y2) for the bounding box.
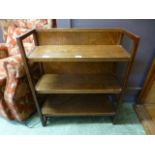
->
(42, 94, 116, 116)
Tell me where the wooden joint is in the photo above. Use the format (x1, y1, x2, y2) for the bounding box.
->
(123, 29, 140, 41)
(16, 29, 36, 41)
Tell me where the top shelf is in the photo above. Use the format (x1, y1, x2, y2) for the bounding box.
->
(28, 45, 130, 62)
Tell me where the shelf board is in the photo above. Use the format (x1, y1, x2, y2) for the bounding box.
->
(35, 74, 122, 94)
(28, 45, 130, 62)
(42, 94, 116, 116)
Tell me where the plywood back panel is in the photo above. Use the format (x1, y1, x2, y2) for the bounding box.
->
(37, 29, 121, 75)
(37, 29, 122, 45)
(43, 62, 116, 75)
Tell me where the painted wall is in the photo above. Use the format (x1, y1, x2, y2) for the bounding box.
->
(57, 19, 71, 28)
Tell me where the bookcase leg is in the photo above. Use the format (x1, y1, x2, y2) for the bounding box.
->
(113, 100, 123, 124)
(113, 115, 117, 124)
(42, 116, 47, 126)
(109, 94, 120, 124)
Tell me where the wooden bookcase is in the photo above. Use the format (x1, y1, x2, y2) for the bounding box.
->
(17, 28, 139, 126)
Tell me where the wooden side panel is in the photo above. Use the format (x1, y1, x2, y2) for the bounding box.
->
(43, 62, 116, 74)
(37, 29, 122, 45)
(135, 105, 155, 135)
(144, 104, 155, 124)
(139, 60, 155, 104)
(136, 60, 155, 135)
(144, 81, 155, 104)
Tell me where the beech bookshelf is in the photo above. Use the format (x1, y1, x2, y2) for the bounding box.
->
(17, 28, 139, 126)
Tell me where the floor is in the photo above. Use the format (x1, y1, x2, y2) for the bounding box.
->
(0, 103, 145, 135)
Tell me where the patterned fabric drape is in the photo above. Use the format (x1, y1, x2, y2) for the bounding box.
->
(0, 19, 55, 121)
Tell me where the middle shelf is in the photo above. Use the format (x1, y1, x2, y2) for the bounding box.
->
(35, 74, 122, 94)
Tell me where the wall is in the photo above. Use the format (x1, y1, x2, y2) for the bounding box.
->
(57, 19, 71, 28)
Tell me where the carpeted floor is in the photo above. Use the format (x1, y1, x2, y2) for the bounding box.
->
(0, 103, 145, 135)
